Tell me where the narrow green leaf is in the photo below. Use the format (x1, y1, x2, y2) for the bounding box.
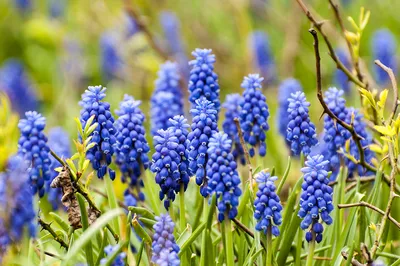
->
(77, 194, 94, 266)
(180, 222, 206, 253)
(128, 207, 156, 220)
(49, 212, 70, 232)
(104, 177, 120, 234)
(177, 224, 192, 247)
(94, 229, 108, 266)
(277, 156, 291, 194)
(132, 217, 152, 244)
(83, 115, 96, 135)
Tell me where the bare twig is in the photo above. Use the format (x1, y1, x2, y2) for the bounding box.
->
(337, 201, 400, 229)
(342, 251, 365, 266)
(232, 218, 265, 249)
(38, 218, 69, 250)
(233, 118, 253, 187)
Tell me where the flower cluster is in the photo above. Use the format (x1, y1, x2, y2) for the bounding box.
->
(372, 29, 397, 86)
(250, 31, 275, 85)
(151, 214, 180, 266)
(322, 87, 351, 180)
(115, 95, 150, 206)
(160, 12, 184, 56)
(298, 155, 333, 243)
(100, 245, 127, 266)
(254, 171, 282, 236)
(0, 59, 38, 115)
(188, 49, 220, 113)
(0, 156, 36, 258)
(206, 132, 242, 221)
(334, 48, 352, 94)
(222, 93, 245, 164)
(277, 78, 303, 140)
(79, 85, 117, 179)
(46, 127, 71, 210)
(188, 99, 218, 197)
(239, 74, 269, 157)
(286, 91, 318, 156)
(100, 32, 123, 81)
(18, 111, 51, 197)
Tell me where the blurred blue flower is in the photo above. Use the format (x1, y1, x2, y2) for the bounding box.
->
(18, 111, 51, 197)
(160, 11, 184, 56)
(0, 59, 38, 115)
(250, 31, 275, 85)
(372, 29, 397, 86)
(239, 74, 269, 157)
(188, 99, 219, 197)
(14, 0, 32, 13)
(79, 85, 117, 179)
(334, 48, 352, 94)
(100, 32, 123, 81)
(254, 172, 282, 236)
(152, 214, 180, 266)
(62, 38, 86, 87)
(100, 245, 126, 266)
(49, 0, 65, 18)
(206, 132, 242, 222)
(125, 14, 139, 38)
(222, 93, 245, 164)
(188, 49, 220, 114)
(286, 91, 318, 156)
(298, 155, 333, 243)
(46, 127, 71, 210)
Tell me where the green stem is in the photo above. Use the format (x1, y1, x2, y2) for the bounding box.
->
(306, 231, 316, 266)
(266, 226, 273, 266)
(224, 218, 234, 266)
(200, 197, 209, 266)
(104, 177, 120, 234)
(179, 184, 186, 231)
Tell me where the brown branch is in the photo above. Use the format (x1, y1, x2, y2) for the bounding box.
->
(232, 218, 265, 249)
(38, 218, 69, 250)
(233, 118, 253, 187)
(342, 251, 365, 266)
(337, 201, 400, 229)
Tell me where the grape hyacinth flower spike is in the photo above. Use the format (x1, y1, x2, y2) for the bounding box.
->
(115, 95, 150, 207)
(151, 214, 180, 266)
(298, 155, 333, 243)
(206, 132, 242, 221)
(188, 99, 218, 197)
(334, 48, 352, 94)
(17, 111, 51, 197)
(372, 29, 397, 86)
(239, 74, 269, 157)
(250, 31, 275, 85)
(188, 48, 220, 113)
(100, 245, 127, 265)
(79, 85, 117, 179)
(222, 93, 245, 165)
(286, 91, 318, 156)
(254, 171, 282, 236)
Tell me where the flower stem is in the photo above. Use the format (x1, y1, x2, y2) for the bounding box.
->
(224, 218, 234, 266)
(306, 230, 316, 266)
(266, 225, 273, 266)
(179, 184, 186, 231)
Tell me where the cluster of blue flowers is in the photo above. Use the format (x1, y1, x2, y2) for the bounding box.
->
(298, 155, 333, 243)
(0, 59, 38, 115)
(254, 172, 282, 236)
(0, 156, 36, 257)
(334, 48, 352, 94)
(100, 32, 123, 81)
(188, 99, 219, 197)
(250, 31, 275, 85)
(322, 87, 351, 180)
(277, 78, 303, 140)
(17, 111, 52, 197)
(206, 132, 242, 221)
(151, 214, 180, 266)
(46, 127, 71, 210)
(151, 62, 183, 135)
(239, 74, 269, 157)
(222, 93, 245, 164)
(372, 29, 397, 86)
(100, 245, 127, 266)
(79, 85, 117, 179)
(188, 49, 220, 112)
(115, 95, 150, 207)
(286, 91, 318, 156)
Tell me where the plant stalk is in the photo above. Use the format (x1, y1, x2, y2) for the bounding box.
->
(306, 230, 316, 266)
(180, 184, 186, 231)
(224, 217, 234, 266)
(266, 225, 273, 266)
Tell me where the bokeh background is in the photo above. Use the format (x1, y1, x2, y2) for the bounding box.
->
(0, 0, 399, 190)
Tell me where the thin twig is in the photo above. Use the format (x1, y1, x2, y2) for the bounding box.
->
(342, 251, 365, 266)
(234, 118, 254, 187)
(232, 218, 265, 249)
(337, 201, 400, 229)
(38, 218, 69, 250)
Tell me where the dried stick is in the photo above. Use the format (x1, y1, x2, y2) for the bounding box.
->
(341, 251, 365, 266)
(233, 118, 253, 187)
(38, 218, 69, 250)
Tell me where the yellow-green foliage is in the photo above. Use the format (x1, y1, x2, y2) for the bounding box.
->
(0, 93, 18, 170)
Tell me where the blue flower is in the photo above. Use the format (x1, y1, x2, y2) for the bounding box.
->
(152, 214, 180, 266)
(46, 127, 71, 210)
(49, 0, 65, 18)
(277, 78, 303, 140)
(115, 95, 150, 206)
(125, 14, 139, 38)
(100, 245, 127, 266)
(372, 29, 397, 86)
(286, 91, 318, 156)
(79, 85, 117, 179)
(188, 49, 220, 113)
(345, 108, 375, 177)
(250, 31, 275, 85)
(239, 74, 269, 157)
(18, 111, 51, 197)
(222, 93, 245, 165)
(0, 155, 36, 257)
(100, 32, 123, 81)
(0, 59, 38, 115)
(206, 132, 242, 222)
(254, 171, 282, 236)
(160, 11, 185, 56)
(188, 99, 218, 197)
(298, 155, 333, 243)
(334, 48, 352, 94)
(322, 87, 351, 180)
(14, 0, 32, 13)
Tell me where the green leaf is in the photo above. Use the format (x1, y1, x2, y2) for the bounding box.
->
(180, 222, 206, 253)
(77, 194, 94, 266)
(49, 212, 69, 232)
(104, 177, 120, 234)
(132, 216, 152, 244)
(177, 224, 192, 247)
(62, 208, 124, 265)
(128, 206, 156, 220)
(277, 156, 291, 194)
(85, 122, 99, 139)
(83, 115, 96, 135)
(74, 117, 84, 139)
(94, 229, 109, 266)
(138, 217, 156, 228)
